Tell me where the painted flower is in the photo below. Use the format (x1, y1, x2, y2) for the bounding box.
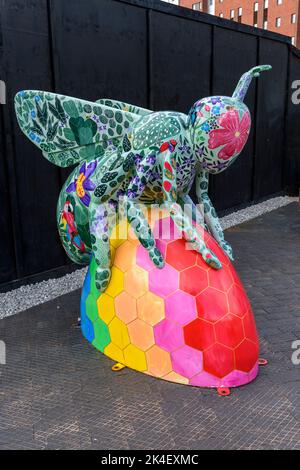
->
(201, 122, 210, 133)
(208, 109, 250, 160)
(66, 161, 97, 207)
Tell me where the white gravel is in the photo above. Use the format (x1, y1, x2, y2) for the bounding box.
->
(0, 195, 297, 320)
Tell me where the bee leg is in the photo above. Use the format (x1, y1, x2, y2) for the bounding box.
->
(89, 202, 112, 292)
(127, 199, 164, 269)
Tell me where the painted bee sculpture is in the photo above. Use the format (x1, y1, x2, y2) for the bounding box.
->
(15, 65, 271, 292)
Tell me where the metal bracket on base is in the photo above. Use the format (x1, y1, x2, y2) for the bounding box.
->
(258, 358, 268, 366)
(111, 363, 126, 372)
(217, 387, 231, 396)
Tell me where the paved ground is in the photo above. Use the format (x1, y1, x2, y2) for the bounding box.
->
(0, 203, 299, 450)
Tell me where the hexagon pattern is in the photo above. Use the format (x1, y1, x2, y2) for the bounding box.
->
(81, 212, 259, 389)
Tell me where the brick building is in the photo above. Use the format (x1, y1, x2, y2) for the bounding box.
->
(162, 0, 300, 48)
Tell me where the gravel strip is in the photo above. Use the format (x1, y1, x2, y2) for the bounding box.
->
(0, 195, 297, 320)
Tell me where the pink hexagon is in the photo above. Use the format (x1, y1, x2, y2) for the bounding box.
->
(136, 245, 155, 272)
(165, 291, 197, 326)
(171, 345, 203, 379)
(153, 217, 182, 241)
(189, 370, 221, 388)
(149, 264, 179, 297)
(154, 318, 184, 352)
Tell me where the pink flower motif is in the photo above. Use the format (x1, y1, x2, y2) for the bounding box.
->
(208, 110, 251, 160)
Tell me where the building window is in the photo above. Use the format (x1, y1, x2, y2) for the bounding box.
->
(263, 6, 268, 23)
(291, 13, 296, 24)
(254, 2, 259, 12)
(277, 0, 283, 4)
(276, 17, 281, 27)
(238, 7, 242, 23)
(192, 2, 202, 10)
(264, 21, 268, 29)
(230, 9, 234, 20)
(291, 37, 295, 45)
(253, 11, 258, 26)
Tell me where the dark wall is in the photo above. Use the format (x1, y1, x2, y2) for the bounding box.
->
(0, 0, 299, 287)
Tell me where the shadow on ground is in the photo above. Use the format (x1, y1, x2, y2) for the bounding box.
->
(0, 203, 300, 450)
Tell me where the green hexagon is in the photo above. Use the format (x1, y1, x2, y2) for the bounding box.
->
(92, 318, 111, 352)
(85, 293, 99, 323)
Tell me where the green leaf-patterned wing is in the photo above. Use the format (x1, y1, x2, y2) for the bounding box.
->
(131, 112, 187, 150)
(14, 90, 142, 168)
(96, 99, 152, 117)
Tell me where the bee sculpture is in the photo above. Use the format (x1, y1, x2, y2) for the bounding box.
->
(15, 65, 271, 292)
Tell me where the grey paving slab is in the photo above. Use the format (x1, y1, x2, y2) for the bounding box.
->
(0, 203, 300, 449)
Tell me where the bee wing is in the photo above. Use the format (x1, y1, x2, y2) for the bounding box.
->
(14, 90, 141, 168)
(96, 98, 152, 117)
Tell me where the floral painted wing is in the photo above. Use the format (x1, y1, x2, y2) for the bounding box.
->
(131, 112, 187, 150)
(96, 99, 152, 117)
(14, 90, 141, 168)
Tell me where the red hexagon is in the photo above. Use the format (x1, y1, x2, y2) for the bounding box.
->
(203, 343, 235, 378)
(227, 284, 250, 318)
(184, 318, 215, 351)
(242, 311, 259, 344)
(180, 266, 208, 296)
(208, 265, 233, 292)
(166, 239, 197, 271)
(235, 339, 259, 373)
(215, 314, 245, 349)
(196, 287, 228, 322)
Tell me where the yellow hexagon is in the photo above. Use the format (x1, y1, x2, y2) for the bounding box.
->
(137, 292, 165, 326)
(97, 293, 115, 324)
(127, 319, 155, 351)
(104, 343, 125, 364)
(124, 267, 148, 299)
(123, 344, 147, 371)
(106, 267, 124, 298)
(114, 241, 136, 272)
(146, 345, 172, 378)
(108, 317, 130, 350)
(114, 292, 138, 324)
(110, 220, 129, 248)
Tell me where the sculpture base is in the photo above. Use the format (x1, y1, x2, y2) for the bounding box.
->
(81, 211, 259, 389)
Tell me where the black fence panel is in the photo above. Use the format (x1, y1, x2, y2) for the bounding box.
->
(149, 10, 212, 113)
(210, 28, 258, 211)
(285, 50, 300, 194)
(0, 0, 299, 287)
(1, 0, 66, 280)
(254, 38, 288, 200)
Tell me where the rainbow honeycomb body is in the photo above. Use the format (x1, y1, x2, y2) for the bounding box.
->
(81, 211, 259, 388)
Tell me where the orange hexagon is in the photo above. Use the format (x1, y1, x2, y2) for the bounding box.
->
(215, 314, 245, 349)
(124, 266, 148, 298)
(114, 292, 137, 324)
(137, 292, 165, 326)
(114, 241, 137, 272)
(127, 319, 155, 351)
(146, 345, 172, 377)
